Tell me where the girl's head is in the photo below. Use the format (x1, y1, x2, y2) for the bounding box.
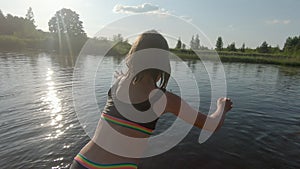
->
(125, 30, 170, 89)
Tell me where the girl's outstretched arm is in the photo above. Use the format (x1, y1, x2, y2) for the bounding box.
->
(164, 91, 232, 132)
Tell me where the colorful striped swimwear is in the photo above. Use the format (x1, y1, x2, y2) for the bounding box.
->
(71, 153, 138, 169)
(100, 87, 166, 135)
(101, 113, 153, 135)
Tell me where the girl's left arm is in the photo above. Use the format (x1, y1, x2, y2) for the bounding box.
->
(163, 91, 232, 132)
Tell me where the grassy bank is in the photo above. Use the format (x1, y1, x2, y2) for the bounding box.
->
(170, 49, 300, 67)
(2, 39, 300, 67)
(219, 55, 300, 67)
(0, 35, 131, 57)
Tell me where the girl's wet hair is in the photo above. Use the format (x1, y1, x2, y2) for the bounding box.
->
(125, 30, 170, 89)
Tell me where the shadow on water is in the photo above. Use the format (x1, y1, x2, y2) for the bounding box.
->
(278, 66, 300, 76)
(49, 53, 78, 68)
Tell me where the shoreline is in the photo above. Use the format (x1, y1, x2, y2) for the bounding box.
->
(170, 49, 300, 67)
(1, 49, 300, 67)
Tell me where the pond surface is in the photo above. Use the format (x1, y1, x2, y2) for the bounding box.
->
(0, 53, 299, 169)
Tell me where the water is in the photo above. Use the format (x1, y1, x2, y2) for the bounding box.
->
(0, 53, 299, 169)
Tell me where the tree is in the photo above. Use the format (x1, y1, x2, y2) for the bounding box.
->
(113, 33, 123, 42)
(270, 45, 280, 53)
(241, 43, 245, 52)
(0, 10, 4, 21)
(216, 36, 223, 51)
(0, 10, 6, 34)
(48, 8, 88, 55)
(175, 37, 182, 49)
(190, 34, 200, 50)
(25, 7, 34, 24)
(227, 42, 237, 51)
(182, 43, 186, 50)
(0, 13, 36, 37)
(258, 41, 269, 53)
(194, 34, 200, 50)
(190, 35, 194, 49)
(48, 8, 86, 37)
(195, 34, 200, 49)
(283, 36, 300, 54)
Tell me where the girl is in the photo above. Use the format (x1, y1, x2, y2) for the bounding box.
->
(70, 30, 233, 169)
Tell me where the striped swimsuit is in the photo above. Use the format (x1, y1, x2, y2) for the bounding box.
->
(71, 153, 138, 169)
(71, 86, 165, 169)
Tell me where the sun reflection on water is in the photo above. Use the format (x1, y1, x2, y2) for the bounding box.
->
(39, 68, 75, 168)
(42, 68, 65, 139)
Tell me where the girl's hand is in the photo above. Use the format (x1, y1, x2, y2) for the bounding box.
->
(216, 97, 233, 115)
(208, 97, 233, 131)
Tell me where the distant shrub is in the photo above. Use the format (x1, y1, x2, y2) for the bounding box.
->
(0, 35, 25, 50)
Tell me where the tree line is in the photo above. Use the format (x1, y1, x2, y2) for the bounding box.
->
(175, 34, 208, 50)
(0, 8, 88, 54)
(0, 8, 130, 56)
(175, 35, 300, 57)
(215, 36, 283, 54)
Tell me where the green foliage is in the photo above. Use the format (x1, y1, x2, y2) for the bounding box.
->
(257, 41, 269, 53)
(175, 38, 182, 49)
(25, 7, 34, 24)
(48, 8, 86, 37)
(80, 35, 131, 56)
(0, 10, 6, 34)
(172, 48, 300, 66)
(0, 33, 57, 51)
(112, 34, 124, 42)
(194, 34, 200, 49)
(109, 34, 130, 56)
(0, 8, 88, 55)
(0, 13, 37, 38)
(190, 36, 194, 49)
(270, 45, 280, 54)
(0, 35, 25, 50)
(241, 43, 245, 52)
(108, 41, 131, 56)
(216, 36, 223, 51)
(82, 37, 111, 55)
(1, 7, 300, 62)
(283, 36, 300, 57)
(190, 34, 200, 50)
(182, 43, 186, 50)
(0, 8, 47, 51)
(226, 42, 237, 52)
(49, 33, 87, 55)
(47, 8, 89, 55)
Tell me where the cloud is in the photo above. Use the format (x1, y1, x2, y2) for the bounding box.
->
(113, 3, 169, 15)
(113, 3, 193, 23)
(180, 16, 192, 22)
(266, 19, 291, 25)
(227, 24, 237, 31)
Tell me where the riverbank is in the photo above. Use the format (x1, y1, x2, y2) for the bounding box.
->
(0, 36, 131, 57)
(1, 48, 300, 67)
(171, 49, 300, 67)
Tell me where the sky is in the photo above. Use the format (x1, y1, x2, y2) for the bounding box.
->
(0, 0, 299, 48)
